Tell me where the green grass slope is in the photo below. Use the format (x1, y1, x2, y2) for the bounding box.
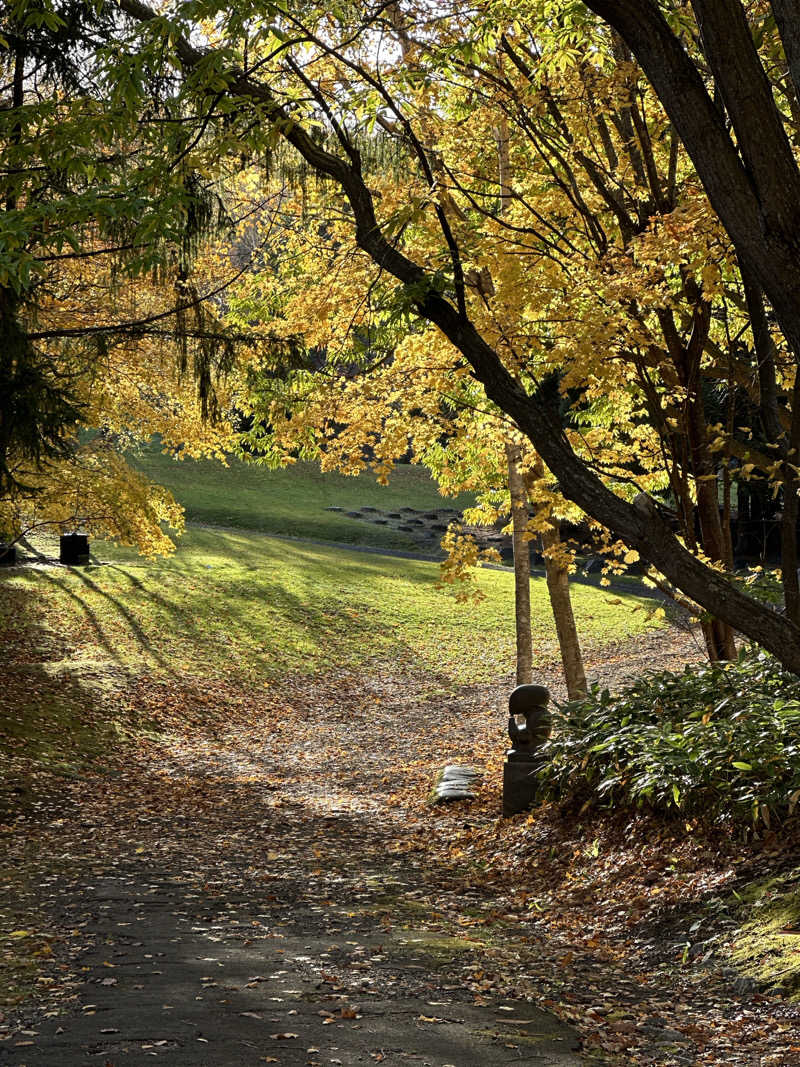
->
(129, 444, 474, 548)
(5, 528, 660, 687)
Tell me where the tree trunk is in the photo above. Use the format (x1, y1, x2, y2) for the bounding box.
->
(657, 303, 737, 660)
(541, 521, 587, 699)
(781, 381, 800, 625)
(497, 121, 585, 692)
(692, 472, 737, 661)
(7, 44, 24, 213)
(505, 442, 533, 686)
(525, 458, 588, 698)
(508, 443, 588, 695)
(686, 407, 736, 660)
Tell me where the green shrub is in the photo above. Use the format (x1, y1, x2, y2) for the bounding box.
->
(537, 648, 800, 826)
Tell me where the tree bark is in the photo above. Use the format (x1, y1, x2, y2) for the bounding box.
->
(742, 271, 784, 450)
(657, 302, 736, 660)
(505, 442, 533, 686)
(685, 394, 736, 659)
(541, 522, 587, 699)
(781, 383, 800, 625)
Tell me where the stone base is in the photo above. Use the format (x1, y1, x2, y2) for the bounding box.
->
(502, 760, 538, 817)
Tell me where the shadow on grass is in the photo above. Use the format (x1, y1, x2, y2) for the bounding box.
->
(0, 585, 147, 820)
(8, 531, 443, 694)
(107, 561, 386, 680)
(32, 567, 128, 663)
(91, 533, 446, 681)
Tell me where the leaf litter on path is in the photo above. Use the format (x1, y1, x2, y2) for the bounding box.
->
(1, 623, 798, 1065)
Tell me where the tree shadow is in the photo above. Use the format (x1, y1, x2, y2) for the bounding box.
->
(99, 536, 434, 681)
(0, 583, 155, 819)
(31, 567, 119, 661)
(34, 567, 172, 672)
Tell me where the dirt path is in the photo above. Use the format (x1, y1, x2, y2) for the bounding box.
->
(1, 679, 585, 1066)
(1, 850, 578, 1066)
(2, 626, 798, 1066)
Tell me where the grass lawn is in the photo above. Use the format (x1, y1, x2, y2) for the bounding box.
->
(6, 529, 660, 687)
(128, 443, 474, 549)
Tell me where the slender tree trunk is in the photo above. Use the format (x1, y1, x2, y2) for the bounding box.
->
(658, 301, 737, 660)
(741, 269, 800, 623)
(781, 477, 799, 624)
(524, 459, 587, 697)
(505, 442, 533, 685)
(692, 470, 736, 659)
(540, 521, 587, 699)
(495, 121, 534, 686)
(7, 44, 24, 214)
(693, 471, 736, 659)
(781, 378, 800, 624)
(722, 356, 735, 572)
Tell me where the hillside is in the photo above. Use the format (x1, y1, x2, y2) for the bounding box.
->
(128, 444, 476, 551)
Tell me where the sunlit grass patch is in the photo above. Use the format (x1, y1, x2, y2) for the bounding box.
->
(5, 527, 661, 687)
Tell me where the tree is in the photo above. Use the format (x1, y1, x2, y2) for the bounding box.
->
(218, 164, 591, 694)
(505, 441, 535, 686)
(0, 247, 239, 554)
(0, 2, 259, 550)
(219, 112, 589, 694)
(9, 0, 800, 668)
(582, 0, 800, 625)
(464, 25, 742, 662)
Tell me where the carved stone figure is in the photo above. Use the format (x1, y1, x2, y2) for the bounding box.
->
(503, 683, 551, 816)
(506, 683, 551, 761)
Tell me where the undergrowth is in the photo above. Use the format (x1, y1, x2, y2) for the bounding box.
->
(539, 648, 800, 826)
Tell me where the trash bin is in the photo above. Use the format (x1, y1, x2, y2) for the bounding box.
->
(0, 543, 17, 566)
(60, 534, 90, 565)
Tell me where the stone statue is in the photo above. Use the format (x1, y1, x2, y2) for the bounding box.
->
(506, 683, 551, 762)
(503, 683, 552, 816)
